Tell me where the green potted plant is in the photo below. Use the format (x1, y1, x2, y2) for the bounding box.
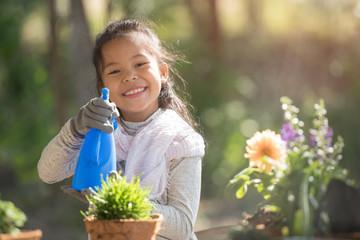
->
(228, 97, 359, 239)
(82, 172, 163, 240)
(0, 195, 42, 240)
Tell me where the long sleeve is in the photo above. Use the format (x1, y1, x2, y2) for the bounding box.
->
(152, 156, 202, 240)
(38, 119, 83, 183)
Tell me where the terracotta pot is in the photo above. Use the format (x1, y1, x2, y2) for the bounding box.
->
(0, 230, 42, 240)
(84, 213, 163, 240)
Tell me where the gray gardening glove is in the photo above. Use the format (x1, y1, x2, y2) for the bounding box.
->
(70, 97, 120, 137)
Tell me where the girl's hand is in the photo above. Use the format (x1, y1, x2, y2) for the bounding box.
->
(70, 97, 120, 137)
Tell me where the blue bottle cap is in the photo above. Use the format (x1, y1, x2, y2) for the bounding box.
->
(102, 88, 109, 100)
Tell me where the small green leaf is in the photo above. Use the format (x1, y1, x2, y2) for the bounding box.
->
(263, 194, 271, 200)
(236, 184, 248, 199)
(256, 183, 264, 193)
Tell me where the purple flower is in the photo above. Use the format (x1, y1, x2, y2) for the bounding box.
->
(325, 127, 333, 147)
(325, 127, 333, 140)
(309, 126, 333, 149)
(309, 134, 316, 148)
(280, 123, 301, 148)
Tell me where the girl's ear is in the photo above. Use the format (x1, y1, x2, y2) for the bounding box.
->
(160, 62, 169, 83)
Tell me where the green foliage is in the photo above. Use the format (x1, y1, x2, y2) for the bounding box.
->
(82, 173, 153, 220)
(0, 195, 27, 234)
(0, 0, 55, 182)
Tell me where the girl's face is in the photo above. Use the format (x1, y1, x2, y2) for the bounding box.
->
(100, 36, 168, 122)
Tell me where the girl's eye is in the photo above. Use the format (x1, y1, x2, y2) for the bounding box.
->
(136, 62, 147, 67)
(109, 70, 120, 75)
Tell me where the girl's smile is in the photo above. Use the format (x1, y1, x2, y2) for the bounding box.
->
(100, 36, 168, 122)
(123, 86, 146, 97)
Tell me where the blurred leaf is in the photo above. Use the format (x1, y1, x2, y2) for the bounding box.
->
(236, 184, 248, 199)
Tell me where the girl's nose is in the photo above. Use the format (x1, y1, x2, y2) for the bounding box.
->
(122, 73, 137, 83)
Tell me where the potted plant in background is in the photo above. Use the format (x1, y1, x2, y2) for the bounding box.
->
(82, 172, 163, 240)
(0, 195, 42, 240)
(228, 96, 360, 239)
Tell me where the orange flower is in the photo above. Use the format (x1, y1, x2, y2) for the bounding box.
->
(244, 130, 287, 172)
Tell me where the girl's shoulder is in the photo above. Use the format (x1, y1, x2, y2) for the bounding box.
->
(160, 109, 205, 160)
(165, 129, 205, 161)
(156, 109, 194, 131)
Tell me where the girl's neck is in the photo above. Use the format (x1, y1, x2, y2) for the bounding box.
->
(120, 108, 163, 135)
(120, 105, 160, 123)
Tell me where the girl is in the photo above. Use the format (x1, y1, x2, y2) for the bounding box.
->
(38, 18, 205, 240)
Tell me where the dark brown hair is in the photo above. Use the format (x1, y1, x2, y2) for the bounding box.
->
(92, 18, 198, 130)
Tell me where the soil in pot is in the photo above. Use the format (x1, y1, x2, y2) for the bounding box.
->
(84, 213, 163, 240)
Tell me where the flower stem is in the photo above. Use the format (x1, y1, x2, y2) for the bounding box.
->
(300, 171, 311, 236)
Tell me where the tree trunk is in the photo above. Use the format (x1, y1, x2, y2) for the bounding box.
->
(245, 0, 262, 34)
(184, 0, 222, 59)
(106, 0, 112, 22)
(184, 0, 208, 41)
(48, 0, 66, 126)
(70, 0, 95, 107)
(209, 0, 221, 59)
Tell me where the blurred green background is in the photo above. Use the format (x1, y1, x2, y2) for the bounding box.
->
(1, 0, 359, 239)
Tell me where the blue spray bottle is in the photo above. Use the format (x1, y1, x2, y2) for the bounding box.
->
(72, 88, 117, 191)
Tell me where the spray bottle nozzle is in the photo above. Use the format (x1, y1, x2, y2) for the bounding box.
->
(102, 88, 109, 100)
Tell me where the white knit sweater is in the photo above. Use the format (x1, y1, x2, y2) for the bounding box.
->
(38, 109, 205, 240)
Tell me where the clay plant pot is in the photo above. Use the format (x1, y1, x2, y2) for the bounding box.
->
(0, 230, 42, 240)
(84, 213, 163, 240)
